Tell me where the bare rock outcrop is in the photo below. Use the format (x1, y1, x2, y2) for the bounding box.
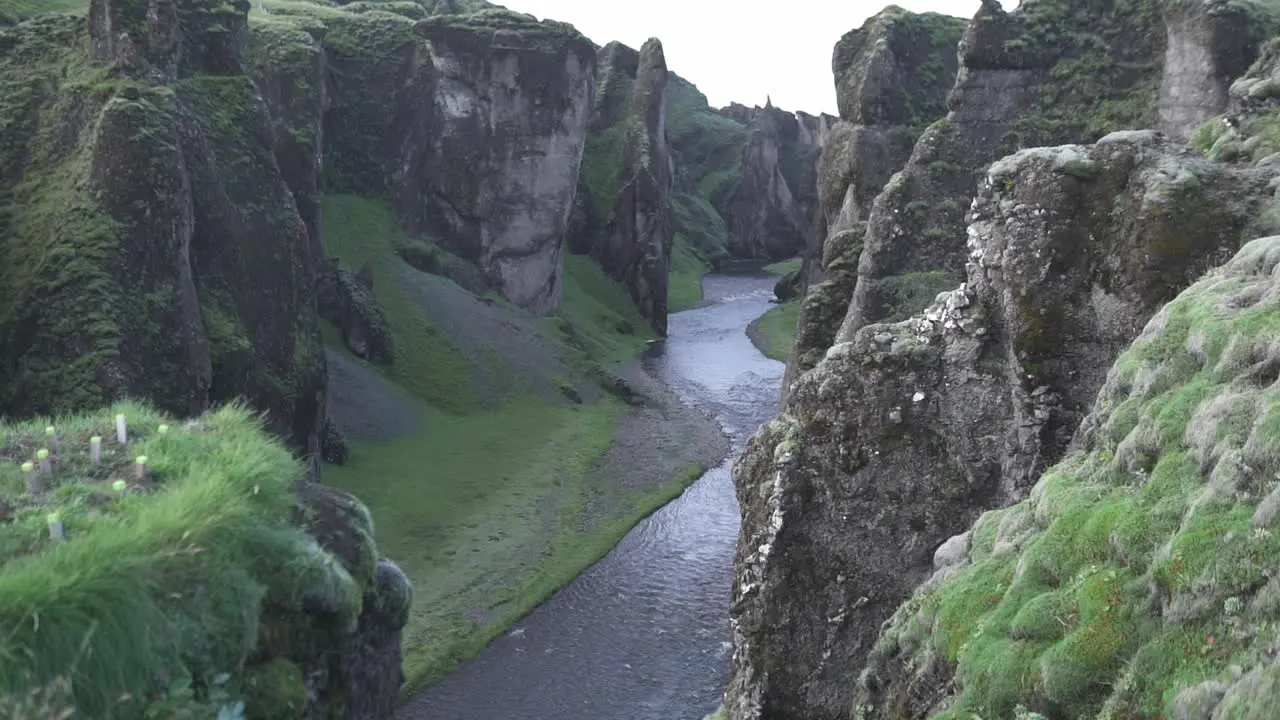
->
(784, 6, 966, 391)
(828, 0, 1273, 376)
(727, 134, 1279, 720)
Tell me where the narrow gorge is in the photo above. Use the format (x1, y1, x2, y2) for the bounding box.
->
(6, 0, 1280, 718)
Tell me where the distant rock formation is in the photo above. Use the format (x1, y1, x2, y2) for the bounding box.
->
(571, 38, 675, 334)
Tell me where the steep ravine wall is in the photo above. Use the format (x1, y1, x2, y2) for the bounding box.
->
(785, 6, 968, 394)
(572, 38, 675, 334)
(729, 1, 1280, 718)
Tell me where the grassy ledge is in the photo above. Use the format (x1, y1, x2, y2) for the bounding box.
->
(745, 258, 803, 362)
(317, 195, 714, 692)
(0, 401, 393, 717)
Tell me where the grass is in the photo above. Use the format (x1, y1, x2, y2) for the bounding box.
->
(862, 236, 1280, 718)
(317, 194, 708, 692)
(764, 257, 802, 276)
(0, 0, 87, 23)
(669, 236, 710, 313)
(748, 301, 801, 362)
(0, 401, 350, 717)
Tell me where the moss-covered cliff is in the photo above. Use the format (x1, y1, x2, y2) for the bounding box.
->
(571, 38, 674, 334)
(0, 0, 327, 461)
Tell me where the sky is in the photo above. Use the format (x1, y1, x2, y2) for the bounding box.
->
(498, 0, 989, 116)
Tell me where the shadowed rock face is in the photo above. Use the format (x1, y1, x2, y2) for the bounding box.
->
(721, 105, 828, 261)
(726, 134, 1279, 720)
(0, 0, 326, 459)
(571, 38, 674, 334)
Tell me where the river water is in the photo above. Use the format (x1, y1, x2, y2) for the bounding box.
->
(397, 272, 784, 720)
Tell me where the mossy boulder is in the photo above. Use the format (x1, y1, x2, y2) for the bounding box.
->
(855, 234, 1280, 719)
(315, 260, 394, 364)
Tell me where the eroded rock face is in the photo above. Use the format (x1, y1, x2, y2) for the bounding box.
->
(571, 38, 674, 334)
(0, 1, 326, 459)
(408, 11, 596, 314)
(784, 7, 966, 395)
(720, 104, 829, 261)
(313, 8, 596, 314)
(727, 135, 1278, 720)
(831, 0, 1272, 366)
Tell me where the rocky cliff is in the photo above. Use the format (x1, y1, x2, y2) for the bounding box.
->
(663, 76, 833, 278)
(728, 130, 1279, 720)
(298, 5, 597, 315)
(0, 0, 327, 459)
(824, 0, 1274, 367)
(785, 6, 967, 391)
(720, 102, 830, 261)
(572, 38, 674, 334)
(856, 233, 1280, 718)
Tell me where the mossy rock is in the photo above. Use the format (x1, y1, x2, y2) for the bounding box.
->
(297, 482, 378, 588)
(242, 658, 307, 720)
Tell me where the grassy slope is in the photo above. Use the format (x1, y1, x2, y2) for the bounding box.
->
(317, 195, 707, 691)
(865, 236, 1280, 718)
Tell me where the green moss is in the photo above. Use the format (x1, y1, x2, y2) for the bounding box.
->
(668, 235, 710, 313)
(0, 0, 87, 23)
(865, 270, 957, 324)
(871, 237, 1280, 717)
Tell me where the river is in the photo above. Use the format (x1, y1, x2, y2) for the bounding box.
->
(397, 271, 784, 720)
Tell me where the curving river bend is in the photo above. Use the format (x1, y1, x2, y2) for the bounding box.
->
(397, 272, 784, 720)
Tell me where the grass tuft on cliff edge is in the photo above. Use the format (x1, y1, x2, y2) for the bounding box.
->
(0, 401, 374, 717)
(858, 235, 1280, 719)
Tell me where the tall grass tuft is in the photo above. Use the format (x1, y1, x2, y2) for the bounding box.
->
(0, 400, 341, 716)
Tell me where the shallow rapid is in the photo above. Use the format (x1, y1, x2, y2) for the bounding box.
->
(397, 271, 784, 720)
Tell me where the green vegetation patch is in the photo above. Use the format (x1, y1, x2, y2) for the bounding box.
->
(865, 236, 1280, 718)
(747, 301, 801, 362)
(0, 0, 87, 24)
(0, 401, 353, 717)
(318, 195, 704, 691)
(668, 236, 709, 313)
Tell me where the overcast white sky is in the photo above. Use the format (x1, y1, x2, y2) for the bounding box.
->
(499, 0, 988, 116)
